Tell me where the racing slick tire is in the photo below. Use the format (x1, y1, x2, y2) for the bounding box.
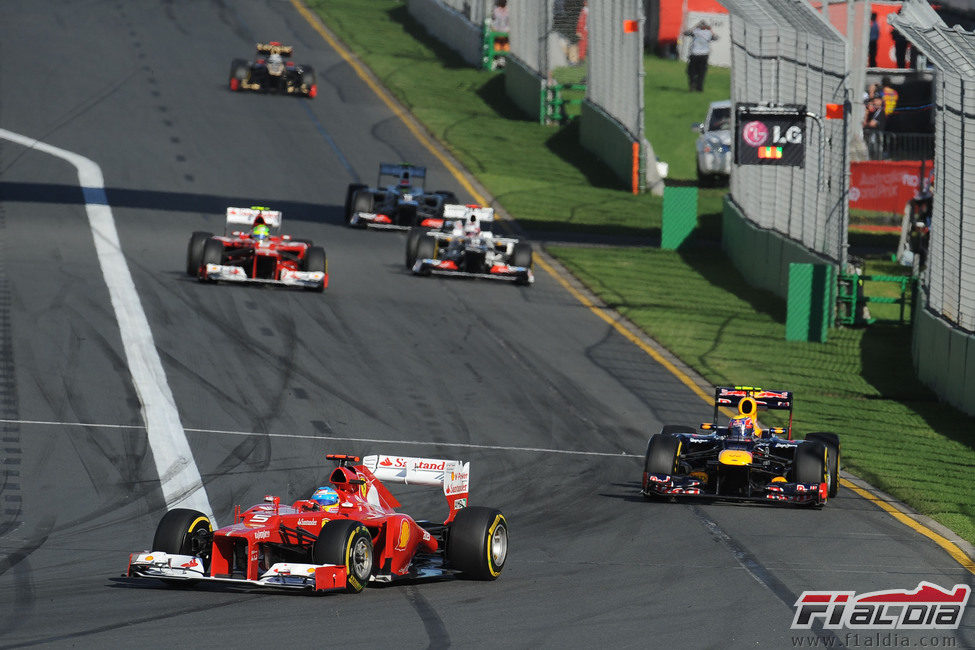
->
(446, 506, 507, 581)
(313, 520, 373, 593)
(645, 432, 681, 475)
(344, 183, 367, 224)
(349, 189, 374, 228)
(199, 238, 224, 282)
(434, 191, 460, 206)
(302, 246, 327, 293)
(152, 509, 212, 578)
(406, 226, 424, 269)
(229, 58, 249, 91)
(793, 440, 827, 487)
(186, 231, 213, 276)
(511, 242, 533, 269)
(414, 236, 437, 275)
(299, 65, 316, 97)
(805, 432, 840, 498)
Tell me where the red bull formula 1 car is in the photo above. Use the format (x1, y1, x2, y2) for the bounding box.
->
(229, 42, 317, 98)
(641, 386, 840, 506)
(125, 454, 507, 594)
(406, 205, 534, 285)
(186, 207, 327, 292)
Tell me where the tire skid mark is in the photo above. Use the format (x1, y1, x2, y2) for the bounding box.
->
(691, 505, 844, 647)
(403, 585, 451, 649)
(0, 199, 23, 537)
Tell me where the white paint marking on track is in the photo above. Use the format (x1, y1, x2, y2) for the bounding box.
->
(0, 418, 642, 459)
(0, 129, 215, 523)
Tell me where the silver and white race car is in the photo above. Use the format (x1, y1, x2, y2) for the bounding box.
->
(405, 205, 533, 285)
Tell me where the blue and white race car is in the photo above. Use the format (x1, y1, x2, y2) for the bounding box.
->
(345, 163, 459, 230)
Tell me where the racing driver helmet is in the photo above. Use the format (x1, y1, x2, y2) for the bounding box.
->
(251, 223, 270, 241)
(728, 416, 755, 440)
(463, 214, 480, 237)
(311, 486, 339, 510)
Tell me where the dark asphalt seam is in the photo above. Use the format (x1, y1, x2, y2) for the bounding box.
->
(691, 505, 845, 647)
(403, 585, 451, 648)
(298, 100, 359, 181)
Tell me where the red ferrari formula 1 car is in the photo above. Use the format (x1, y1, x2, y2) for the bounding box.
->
(641, 386, 840, 506)
(125, 454, 508, 594)
(187, 207, 327, 292)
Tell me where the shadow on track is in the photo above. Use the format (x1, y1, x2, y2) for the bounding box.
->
(0, 181, 343, 227)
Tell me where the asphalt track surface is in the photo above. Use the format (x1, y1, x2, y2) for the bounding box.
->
(0, 2, 970, 648)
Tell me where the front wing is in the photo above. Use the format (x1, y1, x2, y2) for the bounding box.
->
(643, 472, 827, 505)
(411, 258, 533, 284)
(349, 212, 410, 230)
(204, 264, 327, 289)
(126, 552, 347, 591)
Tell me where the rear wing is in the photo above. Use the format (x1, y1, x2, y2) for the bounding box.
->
(711, 386, 794, 438)
(362, 454, 469, 523)
(442, 204, 496, 232)
(378, 163, 426, 191)
(256, 42, 294, 57)
(225, 206, 282, 235)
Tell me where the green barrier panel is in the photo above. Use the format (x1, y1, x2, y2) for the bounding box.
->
(661, 186, 698, 249)
(946, 327, 969, 408)
(786, 263, 831, 342)
(966, 331, 975, 415)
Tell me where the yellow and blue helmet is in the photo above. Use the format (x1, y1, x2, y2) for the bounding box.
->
(251, 223, 270, 240)
(311, 486, 339, 509)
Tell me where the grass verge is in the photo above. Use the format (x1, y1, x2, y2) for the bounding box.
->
(307, 0, 975, 544)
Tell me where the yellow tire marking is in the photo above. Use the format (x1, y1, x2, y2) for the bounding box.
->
(290, 0, 974, 575)
(487, 514, 505, 577)
(188, 515, 211, 533)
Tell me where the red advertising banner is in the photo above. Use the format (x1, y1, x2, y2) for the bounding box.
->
(849, 160, 932, 213)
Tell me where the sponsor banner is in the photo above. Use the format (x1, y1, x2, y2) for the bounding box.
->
(849, 160, 931, 213)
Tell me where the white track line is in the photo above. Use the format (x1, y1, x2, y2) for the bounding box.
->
(0, 418, 641, 459)
(0, 129, 215, 523)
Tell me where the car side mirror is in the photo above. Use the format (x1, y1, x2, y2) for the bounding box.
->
(692, 122, 703, 133)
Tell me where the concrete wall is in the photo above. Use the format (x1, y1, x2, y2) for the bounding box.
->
(722, 196, 835, 300)
(504, 57, 544, 122)
(913, 291, 975, 416)
(407, 0, 482, 68)
(579, 100, 638, 191)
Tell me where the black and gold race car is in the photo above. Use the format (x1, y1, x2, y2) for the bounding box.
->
(229, 42, 316, 98)
(641, 386, 840, 506)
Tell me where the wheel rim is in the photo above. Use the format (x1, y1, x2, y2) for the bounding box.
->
(490, 524, 508, 567)
(350, 537, 372, 578)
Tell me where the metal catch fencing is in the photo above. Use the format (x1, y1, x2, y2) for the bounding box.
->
(721, 0, 850, 267)
(891, 1, 975, 333)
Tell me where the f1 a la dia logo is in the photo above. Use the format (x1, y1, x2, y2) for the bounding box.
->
(792, 582, 970, 630)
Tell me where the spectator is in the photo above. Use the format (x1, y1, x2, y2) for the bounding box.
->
(881, 76, 898, 116)
(892, 9, 911, 69)
(575, 1, 589, 62)
(863, 96, 886, 159)
(683, 20, 717, 92)
(868, 12, 879, 67)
